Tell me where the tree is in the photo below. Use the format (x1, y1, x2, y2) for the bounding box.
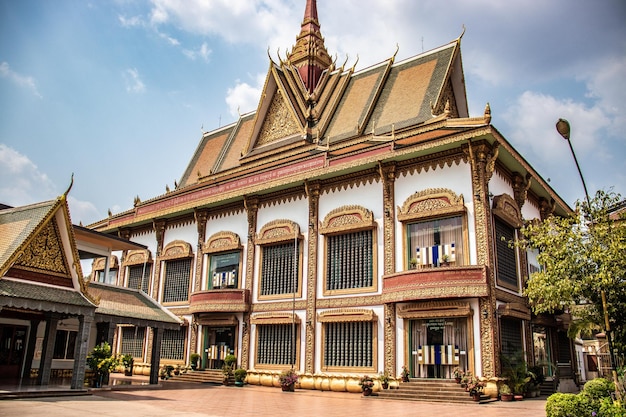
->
(519, 190, 626, 356)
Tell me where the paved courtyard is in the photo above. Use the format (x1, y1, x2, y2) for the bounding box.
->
(0, 381, 547, 417)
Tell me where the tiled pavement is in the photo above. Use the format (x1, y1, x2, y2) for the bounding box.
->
(0, 378, 547, 417)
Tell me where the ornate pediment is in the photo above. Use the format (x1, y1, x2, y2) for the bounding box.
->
(203, 231, 241, 254)
(256, 91, 301, 147)
(398, 188, 465, 222)
(319, 205, 376, 235)
(256, 219, 301, 245)
(15, 219, 70, 278)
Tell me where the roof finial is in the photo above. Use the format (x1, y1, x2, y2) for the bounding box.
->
(287, 0, 332, 93)
(62, 173, 74, 199)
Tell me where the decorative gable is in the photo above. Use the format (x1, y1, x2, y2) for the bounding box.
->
(256, 91, 302, 147)
(15, 218, 70, 278)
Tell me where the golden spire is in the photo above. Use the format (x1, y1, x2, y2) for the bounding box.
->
(287, 0, 332, 93)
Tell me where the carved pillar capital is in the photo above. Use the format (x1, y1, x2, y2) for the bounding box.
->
(512, 172, 532, 211)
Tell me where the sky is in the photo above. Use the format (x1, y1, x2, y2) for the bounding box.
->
(1, 0, 625, 226)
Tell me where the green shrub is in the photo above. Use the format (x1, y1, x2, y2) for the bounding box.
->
(546, 392, 594, 417)
(582, 378, 615, 402)
(598, 398, 626, 417)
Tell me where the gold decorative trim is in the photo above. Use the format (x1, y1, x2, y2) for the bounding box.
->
(202, 231, 242, 254)
(318, 308, 377, 323)
(123, 249, 152, 266)
(492, 194, 522, 228)
(397, 188, 465, 222)
(159, 240, 193, 260)
(397, 301, 472, 319)
(250, 312, 301, 325)
(93, 255, 119, 271)
(319, 205, 375, 235)
(256, 219, 301, 245)
(497, 303, 531, 321)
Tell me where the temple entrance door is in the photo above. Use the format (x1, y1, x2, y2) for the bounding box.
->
(410, 318, 467, 378)
(0, 325, 27, 379)
(202, 326, 235, 370)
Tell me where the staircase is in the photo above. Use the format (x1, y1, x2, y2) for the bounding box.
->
(375, 379, 482, 403)
(167, 369, 224, 384)
(540, 379, 558, 396)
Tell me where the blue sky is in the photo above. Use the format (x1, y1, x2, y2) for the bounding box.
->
(1, 0, 625, 225)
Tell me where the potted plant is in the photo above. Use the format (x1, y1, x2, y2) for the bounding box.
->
(121, 354, 134, 376)
(160, 364, 174, 380)
(86, 342, 119, 388)
(279, 369, 299, 392)
(500, 383, 513, 401)
(379, 370, 390, 389)
(440, 254, 450, 266)
(452, 367, 465, 383)
(400, 365, 410, 382)
(234, 368, 247, 387)
(359, 375, 374, 396)
(467, 376, 485, 401)
(222, 354, 236, 385)
(190, 352, 201, 370)
(410, 258, 418, 269)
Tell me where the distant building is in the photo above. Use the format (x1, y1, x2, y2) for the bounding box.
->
(88, 0, 574, 389)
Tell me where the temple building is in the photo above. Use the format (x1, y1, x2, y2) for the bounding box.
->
(87, 0, 575, 389)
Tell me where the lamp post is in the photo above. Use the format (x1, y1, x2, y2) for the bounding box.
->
(556, 118, 620, 399)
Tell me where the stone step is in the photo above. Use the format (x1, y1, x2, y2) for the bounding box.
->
(375, 379, 477, 403)
(167, 370, 224, 384)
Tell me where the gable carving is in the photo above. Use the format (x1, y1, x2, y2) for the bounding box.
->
(492, 194, 522, 228)
(160, 240, 193, 261)
(203, 231, 241, 254)
(319, 205, 376, 235)
(256, 219, 301, 245)
(16, 220, 69, 276)
(123, 250, 152, 266)
(256, 91, 301, 147)
(397, 188, 465, 222)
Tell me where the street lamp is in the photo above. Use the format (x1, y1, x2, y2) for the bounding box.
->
(555, 118, 591, 209)
(556, 118, 620, 400)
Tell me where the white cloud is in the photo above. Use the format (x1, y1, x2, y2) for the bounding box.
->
(584, 56, 626, 137)
(0, 144, 56, 206)
(123, 68, 146, 93)
(503, 91, 611, 163)
(0, 62, 43, 98)
(225, 73, 266, 118)
(183, 42, 212, 61)
(158, 31, 180, 46)
(118, 14, 145, 28)
(67, 195, 100, 226)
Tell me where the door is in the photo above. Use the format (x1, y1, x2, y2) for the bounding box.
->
(410, 318, 467, 378)
(202, 326, 235, 370)
(0, 325, 27, 379)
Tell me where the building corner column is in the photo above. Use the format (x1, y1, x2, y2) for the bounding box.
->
(304, 181, 320, 374)
(241, 197, 259, 370)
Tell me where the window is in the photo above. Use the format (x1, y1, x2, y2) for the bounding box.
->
(53, 330, 76, 359)
(96, 269, 118, 284)
(260, 242, 299, 297)
(500, 317, 523, 358)
(208, 252, 240, 289)
(326, 230, 373, 291)
(323, 321, 374, 369)
(163, 258, 192, 303)
(407, 216, 464, 268)
(121, 326, 145, 358)
(127, 264, 151, 293)
(495, 217, 518, 288)
(160, 329, 185, 360)
(256, 324, 297, 366)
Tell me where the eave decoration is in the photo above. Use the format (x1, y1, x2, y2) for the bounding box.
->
(319, 205, 376, 235)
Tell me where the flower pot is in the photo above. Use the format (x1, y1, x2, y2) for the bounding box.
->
(362, 387, 372, 396)
(281, 384, 295, 392)
(381, 382, 389, 390)
(455, 377, 461, 383)
(501, 394, 513, 402)
(472, 393, 481, 402)
(514, 395, 524, 401)
(235, 381, 244, 387)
